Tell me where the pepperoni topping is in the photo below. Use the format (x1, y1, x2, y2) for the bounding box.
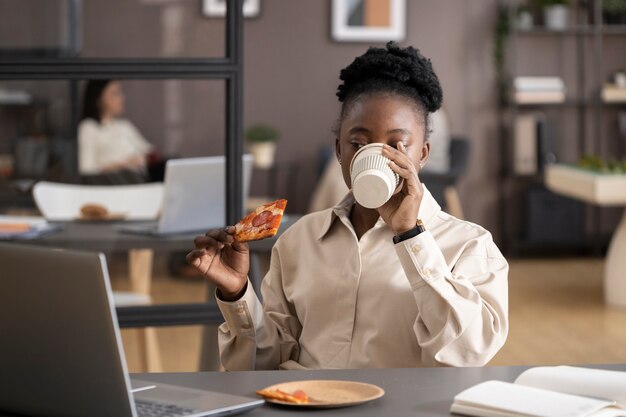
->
(252, 210, 275, 227)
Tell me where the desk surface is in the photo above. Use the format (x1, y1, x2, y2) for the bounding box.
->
(0, 365, 624, 416)
(132, 365, 626, 416)
(546, 164, 626, 206)
(9, 215, 299, 252)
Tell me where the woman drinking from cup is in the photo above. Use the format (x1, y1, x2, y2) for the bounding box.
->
(188, 42, 509, 370)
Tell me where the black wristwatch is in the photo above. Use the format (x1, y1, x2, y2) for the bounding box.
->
(392, 219, 426, 244)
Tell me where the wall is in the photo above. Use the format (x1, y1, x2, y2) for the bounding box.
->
(1, 0, 502, 237)
(240, 1, 499, 226)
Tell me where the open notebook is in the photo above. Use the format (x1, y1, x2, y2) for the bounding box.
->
(451, 366, 626, 417)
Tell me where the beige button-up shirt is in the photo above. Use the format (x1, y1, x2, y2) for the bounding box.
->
(217, 187, 508, 370)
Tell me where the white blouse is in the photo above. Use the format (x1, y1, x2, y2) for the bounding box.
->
(216, 187, 509, 370)
(78, 118, 152, 175)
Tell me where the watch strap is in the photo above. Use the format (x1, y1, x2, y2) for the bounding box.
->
(392, 219, 426, 244)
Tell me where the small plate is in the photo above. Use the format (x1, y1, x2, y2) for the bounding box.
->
(258, 380, 384, 409)
(75, 213, 127, 222)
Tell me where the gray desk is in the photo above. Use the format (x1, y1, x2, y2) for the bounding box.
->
(8, 216, 299, 371)
(10, 215, 299, 296)
(12, 215, 299, 253)
(129, 365, 625, 416)
(0, 365, 623, 416)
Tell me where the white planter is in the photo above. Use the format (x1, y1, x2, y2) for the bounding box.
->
(516, 11, 534, 30)
(544, 5, 569, 31)
(250, 142, 276, 169)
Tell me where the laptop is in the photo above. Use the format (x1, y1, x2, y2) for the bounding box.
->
(122, 155, 253, 235)
(0, 243, 264, 417)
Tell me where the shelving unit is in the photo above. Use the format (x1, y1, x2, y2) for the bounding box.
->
(498, 0, 626, 255)
(0, 0, 246, 328)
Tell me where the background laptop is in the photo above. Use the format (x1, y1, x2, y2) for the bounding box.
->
(0, 243, 264, 417)
(122, 155, 253, 235)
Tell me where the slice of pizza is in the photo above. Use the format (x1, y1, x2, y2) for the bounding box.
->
(255, 388, 309, 404)
(233, 199, 287, 242)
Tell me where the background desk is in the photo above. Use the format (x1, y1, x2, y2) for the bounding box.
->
(127, 365, 626, 416)
(546, 164, 626, 308)
(9, 216, 299, 371)
(11, 216, 299, 323)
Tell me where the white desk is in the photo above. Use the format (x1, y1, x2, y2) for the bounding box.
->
(546, 164, 626, 308)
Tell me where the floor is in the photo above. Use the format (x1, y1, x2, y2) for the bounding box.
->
(112, 255, 626, 372)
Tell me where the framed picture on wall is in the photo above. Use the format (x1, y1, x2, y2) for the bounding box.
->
(331, 0, 406, 42)
(203, 0, 260, 18)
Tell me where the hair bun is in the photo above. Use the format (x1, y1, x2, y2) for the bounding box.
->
(337, 41, 442, 113)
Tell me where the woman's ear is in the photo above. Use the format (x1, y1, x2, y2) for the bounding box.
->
(335, 138, 341, 164)
(419, 141, 431, 168)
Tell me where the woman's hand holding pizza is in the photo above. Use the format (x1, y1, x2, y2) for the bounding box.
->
(187, 226, 249, 301)
(187, 199, 287, 301)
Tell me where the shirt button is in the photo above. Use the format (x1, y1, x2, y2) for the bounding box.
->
(241, 323, 251, 330)
(422, 268, 431, 276)
(236, 306, 245, 314)
(411, 244, 421, 254)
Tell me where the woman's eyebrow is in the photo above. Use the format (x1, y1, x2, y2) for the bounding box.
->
(348, 126, 371, 134)
(387, 128, 411, 135)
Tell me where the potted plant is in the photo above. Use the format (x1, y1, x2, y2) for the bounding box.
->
(516, 4, 534, 30)
(539, 0, 570, 30)
(245, 124, 280, 169)
(603, 0, 626, 25)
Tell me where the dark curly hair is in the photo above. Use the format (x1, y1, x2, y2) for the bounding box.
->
(335, 42, 443, 138)
(81, 79, 113, 124)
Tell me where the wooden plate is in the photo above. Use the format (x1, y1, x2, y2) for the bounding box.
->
(75, 213, 127, 222)
(258, 380, 384, 408)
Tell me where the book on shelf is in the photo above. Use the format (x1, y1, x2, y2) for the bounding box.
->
(514, 90, 566, 104)
(514, 114, 537, 175)
(601, 84, 626, 103)
(513, 76, 566, 104)
(514, 77, 565, 92)
(0, 88, 32, 105)
(513, 113, 555, 175)
(450, 366, 626, 417)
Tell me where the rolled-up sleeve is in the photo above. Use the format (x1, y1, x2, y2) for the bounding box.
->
(216, 246, 302, 371)
(394, 230, 509, 367)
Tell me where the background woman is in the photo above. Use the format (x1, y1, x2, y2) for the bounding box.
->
(78, 80, 153, 181)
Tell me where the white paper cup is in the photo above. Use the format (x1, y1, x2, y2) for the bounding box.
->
(350, 143, 400, 209)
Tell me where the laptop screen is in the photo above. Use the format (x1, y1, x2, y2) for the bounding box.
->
(0, 243, 136, 417)
(159, 155, 253, 234)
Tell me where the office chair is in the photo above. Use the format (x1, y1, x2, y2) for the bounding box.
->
(420, 137, 471, 219)
(32, 181, 165, 372)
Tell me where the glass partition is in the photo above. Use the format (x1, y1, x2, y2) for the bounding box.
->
(0, 0, 229, 59)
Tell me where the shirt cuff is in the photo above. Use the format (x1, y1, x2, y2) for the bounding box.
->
(216, 279, 259, 336)
(394, 231, 449, 290)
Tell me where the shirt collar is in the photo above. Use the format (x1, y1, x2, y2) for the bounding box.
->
(317, 185, 441, 241)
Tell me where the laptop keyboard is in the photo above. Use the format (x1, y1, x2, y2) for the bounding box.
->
(135, 399, 198, 417)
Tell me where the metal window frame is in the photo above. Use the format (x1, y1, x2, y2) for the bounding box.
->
(0, 0, 245, 328)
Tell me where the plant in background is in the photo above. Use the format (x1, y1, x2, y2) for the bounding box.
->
(603, 0, 626, 25)
(245, 124, 280, 169)
(515, 4, 535, 30)
(537, 0, 570, 30)
(578, 154, 626, 173)
(494, 4, 511, 107)
(245, 124, 280, 143)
